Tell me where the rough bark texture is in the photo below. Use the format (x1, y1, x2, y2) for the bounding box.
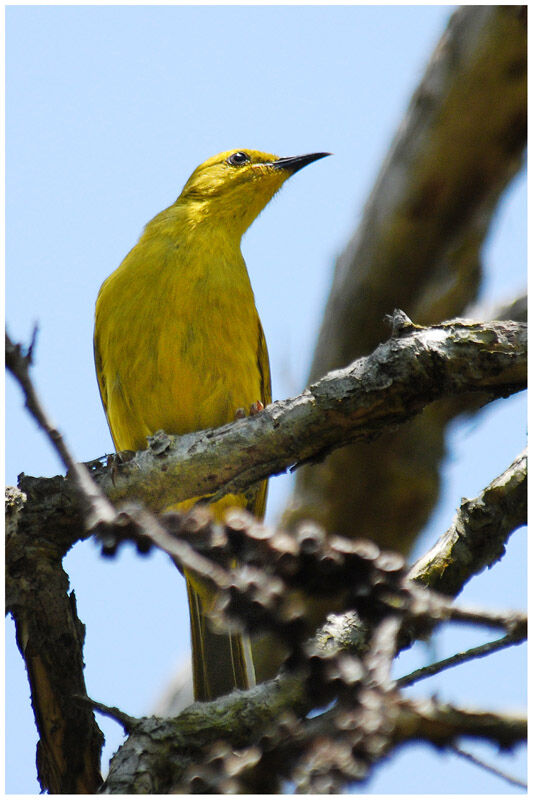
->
(285, 5, 527, 555)
(409, 449, 527, 596)
(100, 688, 526, 794)
(7, 317, 526, 550)
(6, 486, 103, 793)
(99, 674, 306, 793)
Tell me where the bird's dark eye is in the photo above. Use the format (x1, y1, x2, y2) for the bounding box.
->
(227, 151, 250, 166)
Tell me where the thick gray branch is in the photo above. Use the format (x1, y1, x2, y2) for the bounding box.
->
(93, 317, 527, 512)
(101, 666, 526, 792)
(100, 675, 306, 793)
(8, 317, 526, 558)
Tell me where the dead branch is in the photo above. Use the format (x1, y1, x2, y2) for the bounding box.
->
(449, 744, 526, 790)
(398, 630, 526, 689)
(7, 316, 526, 559)
(6, 331, 117, 532)
(6, 482, 103, 793)
(408, 449, 527, 595)
(83, 475, 525, 793)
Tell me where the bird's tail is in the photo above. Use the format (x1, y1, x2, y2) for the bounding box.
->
(186, 574, 255, 701)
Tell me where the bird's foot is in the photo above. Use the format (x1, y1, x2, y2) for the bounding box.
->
(234, 401, 264, 420)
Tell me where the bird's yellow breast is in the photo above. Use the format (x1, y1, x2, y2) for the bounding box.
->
(95, 214, 267, 457)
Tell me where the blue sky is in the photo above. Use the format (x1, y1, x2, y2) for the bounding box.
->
(6, 6, 526, 793)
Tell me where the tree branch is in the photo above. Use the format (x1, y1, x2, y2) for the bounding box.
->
(393, 698, 526, 750)
(6, 483, 104, 793)
(6, 331, 117, 532)
(398, 630, 526, 689)
(101, 656, 526, 793)
(408, 449, 527, 596)
(97, 315, 527, 512)
(8, 316, 526, 558)
(8, 435, 527, 794)
(449, 744, 526, 790)
(82, 472, 526, 793)
(100, 674, 307, 793)
(279, 446, 519, 669)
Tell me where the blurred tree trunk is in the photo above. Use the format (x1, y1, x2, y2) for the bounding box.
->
(283, 5, 526, 554)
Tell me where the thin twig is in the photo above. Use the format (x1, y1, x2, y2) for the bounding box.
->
(6, 330, 78, 474)
(402, 584, 527, 634)
(118, 504, 231, 594)
(448, 606, 527, 635)
(6, 330, 117, 530)
(450, 743, 527, 790)
(73, 695, 139, 733)
(398, 632, 526, 688)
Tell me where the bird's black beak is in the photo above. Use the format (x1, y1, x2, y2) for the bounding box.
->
(271, 152, 332, 174)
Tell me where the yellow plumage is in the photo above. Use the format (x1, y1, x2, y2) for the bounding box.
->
(94, 148, 329, 700)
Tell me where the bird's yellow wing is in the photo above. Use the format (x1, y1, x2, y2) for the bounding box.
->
(257, 318, 272, 408)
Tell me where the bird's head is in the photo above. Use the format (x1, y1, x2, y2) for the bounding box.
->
(177, 149, 330, 234)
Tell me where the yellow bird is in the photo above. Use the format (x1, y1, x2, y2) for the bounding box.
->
(94, 148, 329, 701)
